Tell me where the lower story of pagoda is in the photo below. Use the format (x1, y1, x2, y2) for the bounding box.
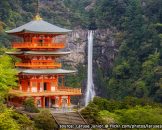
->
(8, 95, 76, 108)
(8, 86, 81, 108)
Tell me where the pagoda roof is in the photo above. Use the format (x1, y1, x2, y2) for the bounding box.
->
(18, 68, 77, 74)
(6, 20, 72, 34)
(6, 51, 71, 56)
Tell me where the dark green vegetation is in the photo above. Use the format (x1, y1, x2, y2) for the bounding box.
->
(102, 0, 162, 102)
(0, 104, 36, 130)
(0, 49, 17, 97)
(33, 109, 57, 130)
(0, 53, 36, 130)
(81, 97, 162, 125)
(58, 0, 162, 102)
(76, 0, 162, 102)
(23, 97, 39, 113)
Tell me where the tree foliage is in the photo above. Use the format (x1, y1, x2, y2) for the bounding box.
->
(81, 97, 162, 125)
(0, 54, 17, 97)
(33, 109, 57, 130)
(23, 97, 39, 113)
(0, 104, 36, 130)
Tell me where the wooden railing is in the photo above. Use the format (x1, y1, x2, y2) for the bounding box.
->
(9, 87, 82, 96)
(15, 62, 62, 68)
(58, 87, 81, 93)
(12, 42, 65, 49)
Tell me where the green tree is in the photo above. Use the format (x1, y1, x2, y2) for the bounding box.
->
(116, 106, 162, 124)
(108, 0, 160, 100)
(0, 108, 20, 130)
(0, 104, 36, 130)
(34, 109, 57, 130)
(0, 54, 17, 97)
(23, 97, 39, 113)
(81, 102, 101, 124)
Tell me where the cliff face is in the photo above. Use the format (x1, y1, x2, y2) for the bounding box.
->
(63, 28, 120, 97)
(65, 28, 118, 70)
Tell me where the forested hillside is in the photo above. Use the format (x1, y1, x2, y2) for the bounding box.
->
(0, 0, 162, 102)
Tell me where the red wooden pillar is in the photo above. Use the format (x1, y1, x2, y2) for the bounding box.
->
(68, 95, 71, 106)
(42, 96, 45, 108)
(41, 97, 43, 108)
(37, 82, 40, 92)
(47, 82, 50, 91)
(59, 96, 62, 107)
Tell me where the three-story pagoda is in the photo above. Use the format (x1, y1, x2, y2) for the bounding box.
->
(6, 15, 81, 108)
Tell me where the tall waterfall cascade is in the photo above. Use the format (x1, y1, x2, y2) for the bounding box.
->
(85, 31, 95, 106)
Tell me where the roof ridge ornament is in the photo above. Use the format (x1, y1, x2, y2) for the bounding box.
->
(33, 14, 42, 21)
(33, 0, 42, 21)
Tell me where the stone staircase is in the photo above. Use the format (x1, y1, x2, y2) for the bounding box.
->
(51, 112, 91, 130)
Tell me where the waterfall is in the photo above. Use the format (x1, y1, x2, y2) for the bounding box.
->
(85, 30, 95, 106)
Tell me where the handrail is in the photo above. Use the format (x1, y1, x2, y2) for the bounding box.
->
(12, 42, 65, 49)
(15, 62, 62, 68)
(10, 87, 81, 94)
(58, 87, 81, 93)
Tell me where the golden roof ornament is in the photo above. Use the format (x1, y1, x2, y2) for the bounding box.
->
(33, 13, 42, 21)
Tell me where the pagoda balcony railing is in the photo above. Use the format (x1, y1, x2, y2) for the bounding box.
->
(12, 42, 65, 49)
(9, 87, 82, 96)
(58, 87, 81, 93)
(15, 62, 62, 68)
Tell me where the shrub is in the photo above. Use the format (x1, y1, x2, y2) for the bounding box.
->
(115, 106, 162, 124)
(99, 110, 120, 124)
(34, 109, 57, 130)
(81, 102, 102, 124)
(23, 97, 39, 113)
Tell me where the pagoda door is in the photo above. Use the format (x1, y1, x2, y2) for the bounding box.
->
(45, 97, 48, 107)
(44, 83, 47, 91)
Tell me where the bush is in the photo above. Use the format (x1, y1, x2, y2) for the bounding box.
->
(34, 109, 57, 130)
(0, 105, 36, 130)
(81, 97, 162, 125)
(99, 110, 120, 124)
(93, 97, 123, 112)
(81, 102, 102, 124)
(116, 106, 162, 124)
(23, 97, 39, 113)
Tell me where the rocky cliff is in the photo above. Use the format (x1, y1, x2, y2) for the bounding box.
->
(62, 28, 120, 97)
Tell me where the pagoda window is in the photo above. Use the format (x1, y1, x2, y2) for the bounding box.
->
(39, 57, 42, 60)
(51, 82, 55, 92)
(32, 56, 37, 60)
(31, 82, 37, 92)
(38, 35, 45, 45)
(44, 83, 47, 91)
(42, 56, 46, 60)
(40, 82, 43, 92)
(32, 36, 37, 43)
(47, 56, 52, 60)
(39, 39, 44, 44)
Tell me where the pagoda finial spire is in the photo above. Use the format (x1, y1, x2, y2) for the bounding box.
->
(33, 0, 42, 21)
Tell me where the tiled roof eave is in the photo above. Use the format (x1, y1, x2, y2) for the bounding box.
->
(17, 69, 77, 75)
